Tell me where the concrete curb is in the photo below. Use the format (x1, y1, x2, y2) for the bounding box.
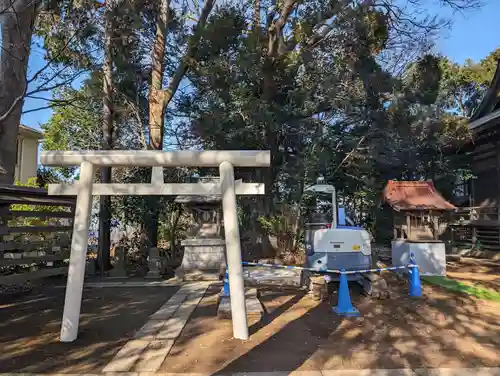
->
(53, 280, 189, 288)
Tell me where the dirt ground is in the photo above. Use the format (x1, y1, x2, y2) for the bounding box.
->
(0, 284, 178, 373)
(447, 258, 500, 292)
(2, 260, 500, 374)
(161, 274, 500, 373)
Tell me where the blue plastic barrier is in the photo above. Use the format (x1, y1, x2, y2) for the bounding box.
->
(241, 260, 422, 316)
(408, 264, 422, 297)
(336, 225, 364, 230)
(338, 206, 347, 226)
(221, 267, 230, 297)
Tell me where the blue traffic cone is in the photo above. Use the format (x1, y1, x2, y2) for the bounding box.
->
(221, 267, 230, 297)
(333, 269, 360, 317)
(408, 263, 422, 297)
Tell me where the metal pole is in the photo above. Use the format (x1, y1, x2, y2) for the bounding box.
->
(331, 186, 337, 228)
(60, 161, 95, 342)
(219, 161, 248, 340)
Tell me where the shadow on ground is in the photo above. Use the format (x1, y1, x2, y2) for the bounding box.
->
(446, 258, 500, 292)
(0, 284, 178, 373)
(161, 274, 500, 374)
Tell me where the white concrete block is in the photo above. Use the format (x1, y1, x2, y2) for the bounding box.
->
(391, 241, 446, 276)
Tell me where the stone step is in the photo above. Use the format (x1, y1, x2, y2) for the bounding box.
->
(174, 269, 222, 281)
(243, 266, 302, 287)
(217, 288, 264, 319)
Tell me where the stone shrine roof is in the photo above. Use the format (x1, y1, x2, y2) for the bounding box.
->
(174, 176, 221, 204)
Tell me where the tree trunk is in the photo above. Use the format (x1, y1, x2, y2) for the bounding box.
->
(0, 0, 37, 183)
(146, 0, 215, 247)
(253, 0, 261, 34)
(146, 0, 170, 247)
(148, 0, 170, 150)
(98, 0, 115, 272)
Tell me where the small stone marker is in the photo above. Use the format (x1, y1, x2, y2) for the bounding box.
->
(146, 247, 162, 279)
(85, 259, 96, 276)
(110, 246, 127, 278)
(309, 275, 328, 301)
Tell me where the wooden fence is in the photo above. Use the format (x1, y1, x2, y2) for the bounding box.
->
(448, 206, 500, 251)
(0, 184, 76, 284)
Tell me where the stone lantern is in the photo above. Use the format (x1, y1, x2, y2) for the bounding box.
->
(174, 176, 226, 280)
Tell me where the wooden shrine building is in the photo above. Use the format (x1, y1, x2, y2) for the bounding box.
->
(383, 180, 456, 242)
(448, 59, 500, 253)
(454, 60, 500, 208)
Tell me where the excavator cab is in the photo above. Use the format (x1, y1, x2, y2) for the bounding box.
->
(303, 177, 372, 280)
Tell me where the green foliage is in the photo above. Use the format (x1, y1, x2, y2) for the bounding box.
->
(438, 48, 500, 117)
(422, 276, 500, 302)
(42, 87, 100, 151)
(176, 1, 487, 251)
(35, 0, 491, 258)
(34, 0, 102, 68)
(258, 207, 302, 254)
(41, 82, 101, 178)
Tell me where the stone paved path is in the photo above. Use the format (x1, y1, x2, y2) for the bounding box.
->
(101, 282, 210, 373)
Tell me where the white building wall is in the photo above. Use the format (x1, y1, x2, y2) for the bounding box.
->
(15, 137, 40, 183)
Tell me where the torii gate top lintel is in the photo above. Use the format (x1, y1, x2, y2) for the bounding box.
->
(40, 150, 271, 168)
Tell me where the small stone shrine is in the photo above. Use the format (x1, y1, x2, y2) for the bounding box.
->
(383, 180, 456, 276)
(174, 176, 226, 280)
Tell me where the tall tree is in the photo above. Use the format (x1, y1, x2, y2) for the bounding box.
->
(0, 0, 100, 182)
(98, 0, 116, 271)
(143, 0, 216, 247)
(0, 0, 38, 182)
(175, 0, 481, 255)
(439, 48, 500, 117)
(148, 0, 215, 151)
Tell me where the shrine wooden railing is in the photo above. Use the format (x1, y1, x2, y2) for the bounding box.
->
(448, 206, 500, 251)
(0, 185, 76, 284)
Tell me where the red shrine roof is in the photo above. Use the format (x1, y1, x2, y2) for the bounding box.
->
(382, 180, 457, 211)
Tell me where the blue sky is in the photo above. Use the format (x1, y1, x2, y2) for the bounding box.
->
(20, 1, 500, 131)
(433, 1, 500, 63)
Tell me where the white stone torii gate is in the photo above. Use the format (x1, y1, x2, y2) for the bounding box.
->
(40, 150, 270, 343)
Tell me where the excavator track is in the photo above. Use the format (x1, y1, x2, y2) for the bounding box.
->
(241, 263, 392, 301)
(305, 270, 391, 301)
(358, 272, 391, 299)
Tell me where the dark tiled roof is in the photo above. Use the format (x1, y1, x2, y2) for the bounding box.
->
(470, 59, 500, 123)
(383, 180, 457, 211)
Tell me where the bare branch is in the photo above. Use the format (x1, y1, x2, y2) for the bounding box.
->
(0, 18, 87, 121)
(0, 84, 28, 122)
(164, 0, 215, 107)
(26, 70, 88, 96)
(26, 31, 79, 85)
(332, 134, 368, 176)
